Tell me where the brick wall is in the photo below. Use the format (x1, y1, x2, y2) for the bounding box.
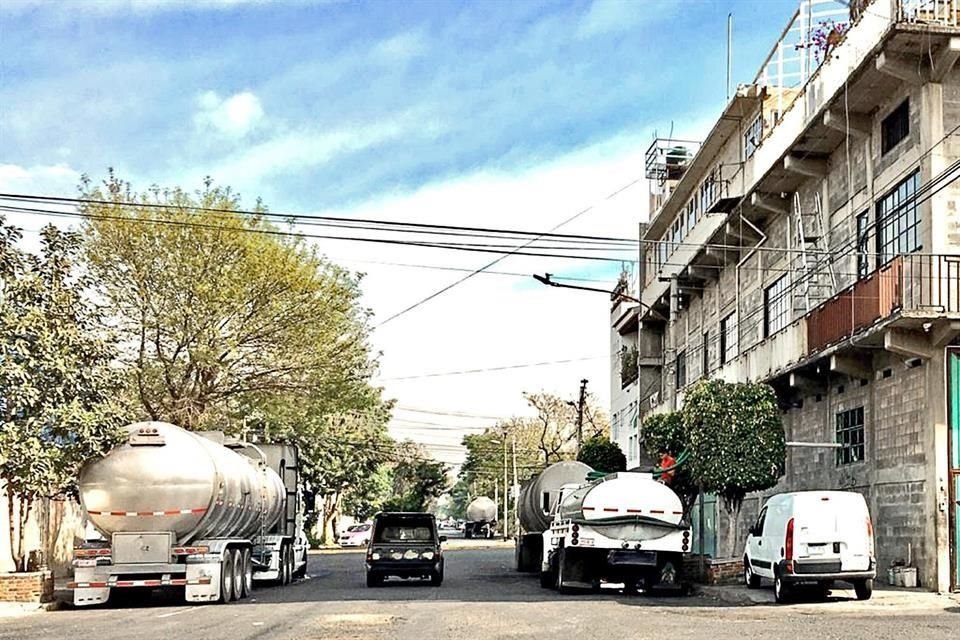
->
(683, 556, 743, 585)
(0, 571, 54, 603)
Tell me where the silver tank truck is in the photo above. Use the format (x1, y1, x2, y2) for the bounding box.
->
(70, 421, 310, 607)
(514, 460, 592, 572)
(464, 497, 497, 539)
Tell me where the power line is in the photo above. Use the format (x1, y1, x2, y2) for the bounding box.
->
(0, 204, 635, 264)
(377, 355, 606, 381)
(0, 191, 638, 244)
(394, 406, 512, 420)
(373, 176, 645, 328)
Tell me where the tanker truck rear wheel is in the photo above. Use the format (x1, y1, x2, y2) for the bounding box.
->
(293, 548, 307, 579)
(555, 547, 572, 594)
(241, 548, 253, 597)
(230, 549, 244, 601)
(218, 551, 234, 604)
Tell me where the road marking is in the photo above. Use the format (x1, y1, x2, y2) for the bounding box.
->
(156, 606, 198, 619)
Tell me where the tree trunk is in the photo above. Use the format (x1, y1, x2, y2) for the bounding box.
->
(7, 484, 18, 570)
(18, 495, 32, 571)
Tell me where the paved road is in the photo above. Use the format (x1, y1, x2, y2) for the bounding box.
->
(2, 547, 957, 640)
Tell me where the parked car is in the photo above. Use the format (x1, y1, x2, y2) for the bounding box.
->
(743, 491, 876, 603)
(365, 512, 445, 587)
(338, 523, 372, 547)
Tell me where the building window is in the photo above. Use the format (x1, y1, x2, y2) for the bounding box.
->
(876, 171, 921, 266)
(856, 210, 870, 278)
(836, 407, 865, 465)
(702, 331, 710, 378)
(763, 276, 790, 337)
(744, 114, 763, 159)
(720, 313, 738, 365)
(881, 99, 909, 155)
(675, 350, 687, 390)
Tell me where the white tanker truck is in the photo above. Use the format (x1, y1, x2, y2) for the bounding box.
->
(464, 497, 497, 539)
(539, 471, 692, 594)
(514, 461, 691, 594)
(69, 422, 310, 606)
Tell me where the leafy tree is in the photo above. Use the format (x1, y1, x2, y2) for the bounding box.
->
(577, 437, 626, 473)
(81, 171, 378, 432)
(341, 465, 392, 522)
(0, 218, 128, 570)
(683, 380, 785, 511)
(382, 443, 449, 513)
(526, 391, 608, 464)
(642, 411, 698, 516)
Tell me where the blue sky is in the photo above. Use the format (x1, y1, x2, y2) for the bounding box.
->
(2, 0, 798, 210)
(1, 0, 808, 462)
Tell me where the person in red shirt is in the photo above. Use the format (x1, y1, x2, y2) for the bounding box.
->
(658, 452, 677, 484)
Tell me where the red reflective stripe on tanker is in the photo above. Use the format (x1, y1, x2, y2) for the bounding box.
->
(87, 507, 208, 517)
(649, 509, 665, 514)
(672, 511, 683, 515)
(582, 507, 595, 511)
(602, 508, 618, 513)
(68, 581, 108, 589)
(626, 509, 642, 514)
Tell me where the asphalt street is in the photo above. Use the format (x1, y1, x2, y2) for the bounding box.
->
(1, 546, 957, 640)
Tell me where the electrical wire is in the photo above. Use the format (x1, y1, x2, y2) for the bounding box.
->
(373, 176, 646, 328)
(377, 355, 607, 381)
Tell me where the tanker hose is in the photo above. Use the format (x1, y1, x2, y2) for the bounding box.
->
(653, 449, 690, 477)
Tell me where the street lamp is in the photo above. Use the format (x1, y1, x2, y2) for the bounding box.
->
(532, 273, 668, 322)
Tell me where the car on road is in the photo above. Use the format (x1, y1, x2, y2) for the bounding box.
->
(338, 523, 372, 547)
(743, 491, 876, 604)
(365, 512, 446, 587)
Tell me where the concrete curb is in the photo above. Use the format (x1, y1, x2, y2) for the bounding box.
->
(0, 600, 59, 617)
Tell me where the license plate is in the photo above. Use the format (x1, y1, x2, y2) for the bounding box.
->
(807, 545, 826, 556)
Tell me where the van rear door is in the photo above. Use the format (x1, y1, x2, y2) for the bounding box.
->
(795, 493, 870, 572)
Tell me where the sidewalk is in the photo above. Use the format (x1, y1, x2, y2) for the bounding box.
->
(0, 600, 58, 618)
(700, 582, 957, 610)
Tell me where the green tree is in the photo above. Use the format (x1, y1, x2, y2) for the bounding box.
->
(341, 465, 392, 522)
(683, 380, 785, 511)
(0, 218, 128, 570)
(577, 437, 626, 473)
(81, 172, 378, 432)
(642, 411, 699, 516)
(382, 443, 449, 512)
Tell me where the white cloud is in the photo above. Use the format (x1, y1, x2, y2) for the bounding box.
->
(194, 90, 264, 138)
(577, 0, 673, 39)
(370, 30, 426, 66)
(308, 132, 651, 464)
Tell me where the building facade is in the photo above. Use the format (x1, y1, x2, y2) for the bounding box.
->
(610, 0, 960, 591)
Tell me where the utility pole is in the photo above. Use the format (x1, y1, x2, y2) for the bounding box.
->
(502, 436, 509, 541)
(511, 435, 519, 538)
(575, 378, 588, 453)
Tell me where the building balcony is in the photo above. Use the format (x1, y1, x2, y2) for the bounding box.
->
(807, 254, 960, 353)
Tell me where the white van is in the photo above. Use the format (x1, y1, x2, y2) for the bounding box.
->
(742, 491, 876, 603)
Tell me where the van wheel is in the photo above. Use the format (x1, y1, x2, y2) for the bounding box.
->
(854, 579, 873, 601)
(539, 568, 553, 589)
(774, 573, 792, 604)
(366, 572, 382, 588)
(744, 559, 761, 588)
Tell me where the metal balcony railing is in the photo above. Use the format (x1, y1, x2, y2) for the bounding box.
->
(900, 0, 960, 27)
(806, 254, 960, 353)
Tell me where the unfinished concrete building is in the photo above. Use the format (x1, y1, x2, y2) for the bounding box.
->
(611, 0, 960, 591)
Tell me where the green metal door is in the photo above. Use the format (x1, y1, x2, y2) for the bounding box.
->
(950, 350, 960, 590)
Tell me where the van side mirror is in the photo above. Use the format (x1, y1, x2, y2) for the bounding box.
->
(750, 525, 760, 537)
(439, 535, 447, 543)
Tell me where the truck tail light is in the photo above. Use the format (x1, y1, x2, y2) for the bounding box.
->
(866, 517, 874, 556)
(784, 517, 794, 572)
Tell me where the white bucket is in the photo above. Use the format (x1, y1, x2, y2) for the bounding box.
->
(887, 567, 896, 585)
(901, 567, 917, 588)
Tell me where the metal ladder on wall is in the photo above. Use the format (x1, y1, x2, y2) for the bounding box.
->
(793, 191, 837, 313)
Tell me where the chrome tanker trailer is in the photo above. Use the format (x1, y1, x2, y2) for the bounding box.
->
(69, 422, 310, 606)
(539, 472, 691, 594)
(514, 461, 592, 572)
(464, 497, 497, 539)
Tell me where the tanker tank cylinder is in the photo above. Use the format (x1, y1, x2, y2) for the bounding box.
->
(517, 460, 592, 533)
(466, 497, 497, 523)
(79, 421, 286, 544)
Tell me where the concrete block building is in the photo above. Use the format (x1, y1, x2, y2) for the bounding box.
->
(610, 0, 960, 591)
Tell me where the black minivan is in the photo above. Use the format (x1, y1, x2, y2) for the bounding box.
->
(365, 512, 445, 587)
